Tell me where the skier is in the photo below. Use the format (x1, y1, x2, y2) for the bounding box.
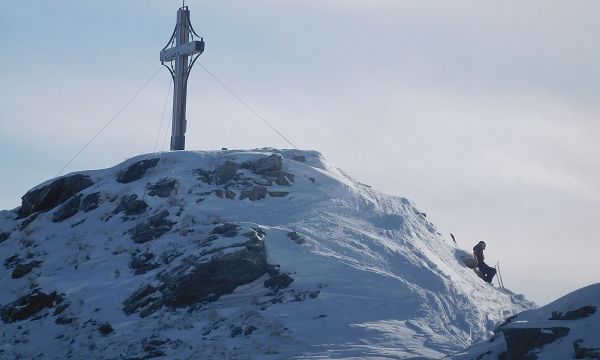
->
(473, 241, 496, 283)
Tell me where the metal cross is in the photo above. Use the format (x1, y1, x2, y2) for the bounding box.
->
(160, 6, 205, 150)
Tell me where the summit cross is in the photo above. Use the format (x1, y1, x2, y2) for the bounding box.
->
(160, 6, 205, 150)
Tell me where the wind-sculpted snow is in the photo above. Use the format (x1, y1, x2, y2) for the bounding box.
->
(0, 149, 534, 359)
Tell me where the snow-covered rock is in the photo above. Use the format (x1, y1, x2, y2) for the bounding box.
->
(0, 149, 533, 359)
(452, 283, 600, 360)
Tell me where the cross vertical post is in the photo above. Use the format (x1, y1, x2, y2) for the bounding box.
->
(160, 6, 204, 150)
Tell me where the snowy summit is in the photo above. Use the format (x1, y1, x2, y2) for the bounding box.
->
(0, 149, 533, 359)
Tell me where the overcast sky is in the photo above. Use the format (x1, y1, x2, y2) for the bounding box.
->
(1, 1, 598, 306)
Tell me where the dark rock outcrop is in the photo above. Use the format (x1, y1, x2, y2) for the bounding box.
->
(0, 232, 10, 243)
(215, 161, 239, 185)
(160, 232, 268, 307)
(1, 290, 64, 323)
(113, 195, 148, 217)
(240, 186, 268, 201)
(147, 178, 177, 198)
(211, 223, 239, 237)
(128, 210, 175, 243)
(550, 305, 596, 320)
(52, 194, 83, 222)
(287, 231, 306, 244)
(269, 191, 289, 197)
(98, 323, 114, 336)
(502, 327, 570, 359)
(574, 339, 600, 359)
(249, 154, 283, 174)
(18, 174, 94, 218)
(264, 273, 294, 291)
(117, 158, 160, 184)
(11, 261, 42, 279)
(130, 253, 161, 275)
(82, 192, 101, 212)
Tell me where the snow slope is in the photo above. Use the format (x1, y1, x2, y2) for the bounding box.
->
(452, 282, 600, 359)
(0, 149, 533, 359)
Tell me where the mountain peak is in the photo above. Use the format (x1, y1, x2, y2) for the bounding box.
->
(0, 149, 533, 359)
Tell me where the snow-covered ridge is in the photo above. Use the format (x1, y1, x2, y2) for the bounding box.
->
(0, 149, 533, 359)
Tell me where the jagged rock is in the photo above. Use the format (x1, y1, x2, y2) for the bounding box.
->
(240, 186, 268, 201)
(123, 285, 160, 316)
(147, 178, 177, 198)
(215, 161, 239, 185)
(160, 230, 268, 307)
(117, 158, 159, 184)
(211, 223, 239, 237)
(287, 231, 306, 244)
(143, 339, 168, 358)
(55, 316, 74, 325)
(1, 290, 64, 323)
(502, 327, 570, 359)
(82, 192, 101, 212)
(18, 174, 94, 218)
(249, 154, 283, 174)
(52, 194, 82, 222)
(264, 273, 294, 291)
(98, 323, 114, 335)
(550, 305, 596, 320)
(11, 261, 42, 279)
(292, 155, 306, 162)
(214, 189, 236, 199)
(269, 191, 289, 198)
(130, 253, 161, 275)
(128, 210, 175, 243)
(114, 195, 148, 217)
(195, 169, 213, 184)
(574, 339, 600, 359)
(0, 232, 10, 243)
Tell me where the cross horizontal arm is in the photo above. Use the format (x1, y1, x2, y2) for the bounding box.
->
(160, 40, 205, 63)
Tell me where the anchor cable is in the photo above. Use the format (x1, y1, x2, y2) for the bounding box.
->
(198, 63, 299, 149)
(55, 66, 164, 177)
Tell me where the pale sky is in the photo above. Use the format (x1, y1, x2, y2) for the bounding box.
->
(1, 0, 599, 306)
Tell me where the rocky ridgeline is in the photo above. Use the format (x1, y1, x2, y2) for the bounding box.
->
(0, 150, 323, 359)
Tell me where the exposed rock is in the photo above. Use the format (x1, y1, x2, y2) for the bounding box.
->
(11, 261, 42, 279)
(147, 178, 177, 198)
(264, 273, 294, 291)
(550, 305, 596, 320)
(114, 195, 148, 217)
(249, 154, 283, 174)
(275, 175, 292, 186)
(195, 169, 213, 184)
(292, 155, 306, 162)
(1, 291, 64, 323)
(269, 191, 289, 198)
(240, 186, 268, 201)
(574, 339, 600, 359)
(123, 284, 161, 316)
(214, 189, 236, 199)
(211, 223, 239, 237)
(117, 158, 160, 184)
(52, 194, 82, 222)
(230, 326, 243, 337)
(98, 323, 114, 336)
(130, 253, 161, 275)
(18, 174, 94, 218)
(160, 229, 268, 307)
(128, 210, 175, 243)
(81, 192, 101, 212)
(287, 231, 306, 244)
(0, 232, 10, 243)
(55, 316, 74, 325)
(215, 161, 239, 185)
(502, 327, 570, 359)
(143, 339, 168, 358)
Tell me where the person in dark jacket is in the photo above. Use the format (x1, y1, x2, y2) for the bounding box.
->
(473, 241, 496, 283)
